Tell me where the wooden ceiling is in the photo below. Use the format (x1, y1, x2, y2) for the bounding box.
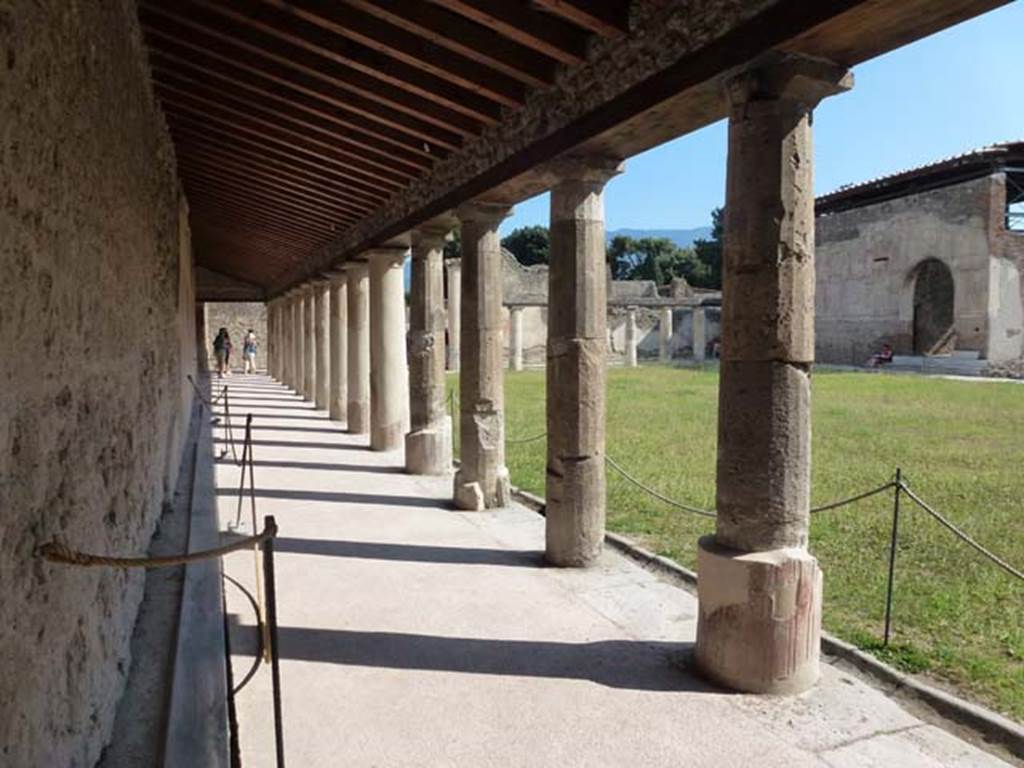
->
(139, 0, 630, 288)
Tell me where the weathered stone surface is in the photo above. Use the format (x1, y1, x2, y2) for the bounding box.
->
(369, 249, 409, 451)
(302, 284, 316, 401)
(406, 229, 453, 474)
(0, 2, 196, 764)
(659, 307, 674, 361)
(696, 537, 822, 695)
(508, 307, 525, 371)
(692, 307, 707, 362)
(328, 274, 348, 423)
(346, 264, 371, 434)
(624, 307, 639, 367)
(453, 202, 512, 509)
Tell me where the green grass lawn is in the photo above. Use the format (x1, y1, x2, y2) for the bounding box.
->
(448, 366, 1024, 721)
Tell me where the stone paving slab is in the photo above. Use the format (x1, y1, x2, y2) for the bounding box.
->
(215, 375, 1013, 768)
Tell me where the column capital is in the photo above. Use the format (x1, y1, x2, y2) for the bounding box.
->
(326, 270, 348, 286)
(411, 224, 452, 252)
(455, 200, 513, 228)
(725, 52, 852, 109)
(364, 246, 408, 268)
(444, 256, 462, 270)
(546, 154, 625, 186)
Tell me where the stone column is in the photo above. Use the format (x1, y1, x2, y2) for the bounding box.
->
(329, 272, 348, 423)
(509, 306, 524, 371)
(445, 258, 461, 372)
(659, 307, 673, 362)
(406, 227, 453, 474)
(545, 158, 623, 567)
(346, 263, 371, 434)
(314, 280, 330, 410)
(692, 306, 707, 362)
(696, 54, 852, 695)
(292, 291, 304, 395)
(453, 202, 512, 510)
(624, 307, 638, 367)
(369, 247, 410, 451)
(302, 285, 316, 401)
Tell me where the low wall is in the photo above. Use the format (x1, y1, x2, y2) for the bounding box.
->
(0, 2, 197, 764)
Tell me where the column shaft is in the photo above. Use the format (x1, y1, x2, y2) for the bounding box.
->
(369, 250, 409, 451)
(692, 307, 707, 362)
(292, 293, 304, 395)
(303, 286, 315, 400)
(509, 307, 524, 371)
(659, 307, 673, 362)
(329, 274, 348, 422)
(445, 259, 461, 372)
(346, 264, 371, 434)
(314, 282, 330, 409)
(696, 54, 851, 695)
(545, 160, 621, 566)
(453, 203, 512, 510)
(624, 308, 638, 367)
(406, 230, 453, 474)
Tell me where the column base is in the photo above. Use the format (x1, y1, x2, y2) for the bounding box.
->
(371, 422, 403, 452)
(695, 535, 821, 695)
(452, 466, 510, 511)
(347, 401, 370, 435)
(404, 418, 453, 475)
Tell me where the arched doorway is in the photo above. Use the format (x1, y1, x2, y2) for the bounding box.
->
(912, 259, 954, 354)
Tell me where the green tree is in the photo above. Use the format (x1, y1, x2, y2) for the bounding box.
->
(692, 206, 724, 289)
(607, 236, 707, 285)
(501, 225, 549, 266)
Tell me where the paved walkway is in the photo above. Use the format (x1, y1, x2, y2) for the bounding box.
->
(215, 374, 1011, 767)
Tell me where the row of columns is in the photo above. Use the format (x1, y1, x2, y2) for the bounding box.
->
(264, 52, 850, 698)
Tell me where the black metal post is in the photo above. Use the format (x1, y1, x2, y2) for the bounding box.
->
(262, 515, 285, 768)
(883, 468, 902, 646)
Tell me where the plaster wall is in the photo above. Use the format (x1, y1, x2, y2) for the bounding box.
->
(205, 301, 269, 371)
(986, 173, 1024, 361)
(0, 2, 195, 765)
(815, 176, 993, 364)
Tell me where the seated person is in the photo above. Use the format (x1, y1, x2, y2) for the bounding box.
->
(867, 343, 894, 367)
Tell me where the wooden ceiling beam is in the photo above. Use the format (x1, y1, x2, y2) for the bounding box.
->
(156, 88, 407, 194)
(531, 1, 630, 38)
(191, 218, 323, 257)
(165, 119, 387, 210)
(340, 0, 557, 88)
(152, 66, 428, 178)
(165, 0, 503, 125)
(432, 0, 589, 65)
(149, 48, 441, 165)
(143, 24, 462, 152)
(140, 2, 485, 137)
(261, 0, 528, 107)
(177, 153, 371, 222)
(187, 195, 337, 244)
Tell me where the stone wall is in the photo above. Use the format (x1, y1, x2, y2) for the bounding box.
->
(986, 173, 1024, 361)
(0, 2, 196, 765)
(815, 176, 996, 364)
(205, 302, 268, 371)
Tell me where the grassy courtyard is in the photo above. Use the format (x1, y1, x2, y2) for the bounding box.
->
(449, 366, 1024, 720)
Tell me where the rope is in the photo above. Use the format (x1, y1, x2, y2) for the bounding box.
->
(36, 520, 278, 569)
(222, 388, 243, 466)
(506, 431, 547, 445)
(810, 481, 897, 514)
(899, 482, 1024, 582)
(605, 454, 716, 518)
(187, 375, 226, 408)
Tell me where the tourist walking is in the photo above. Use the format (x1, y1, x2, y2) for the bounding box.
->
(243, 329, 257, 374)
(213, 328, 232, 377)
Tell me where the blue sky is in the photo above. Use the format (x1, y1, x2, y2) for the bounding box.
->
(500, 1, 1024, 236)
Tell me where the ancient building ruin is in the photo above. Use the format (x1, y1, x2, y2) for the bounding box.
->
(2, 1, 1015, 765)
(816, 142, 1024, 367)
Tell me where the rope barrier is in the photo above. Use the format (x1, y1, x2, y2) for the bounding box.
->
(604, 454, 716, 518)
(36, 519, 277, 569)
(506, 431, 547, 445)
(187, 375, 226, 408)
(899, 482, 1024, 582)
(810, 481, 897, 514)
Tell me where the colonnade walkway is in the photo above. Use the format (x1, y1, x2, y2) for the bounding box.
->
(212, 374, 1008, 767)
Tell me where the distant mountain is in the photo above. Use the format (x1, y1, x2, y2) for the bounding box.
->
(606, 227, 712, 249)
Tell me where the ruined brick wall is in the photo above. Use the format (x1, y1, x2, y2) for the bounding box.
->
(815, 176, 994, 364)
(205, 302, 268, 371)
(0, 2, 196, 765)
(986, 174, 1024, 361)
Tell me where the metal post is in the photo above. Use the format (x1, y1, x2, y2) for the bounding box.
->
(262, 515, 285, 768)
(883, 468, 902, 646)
